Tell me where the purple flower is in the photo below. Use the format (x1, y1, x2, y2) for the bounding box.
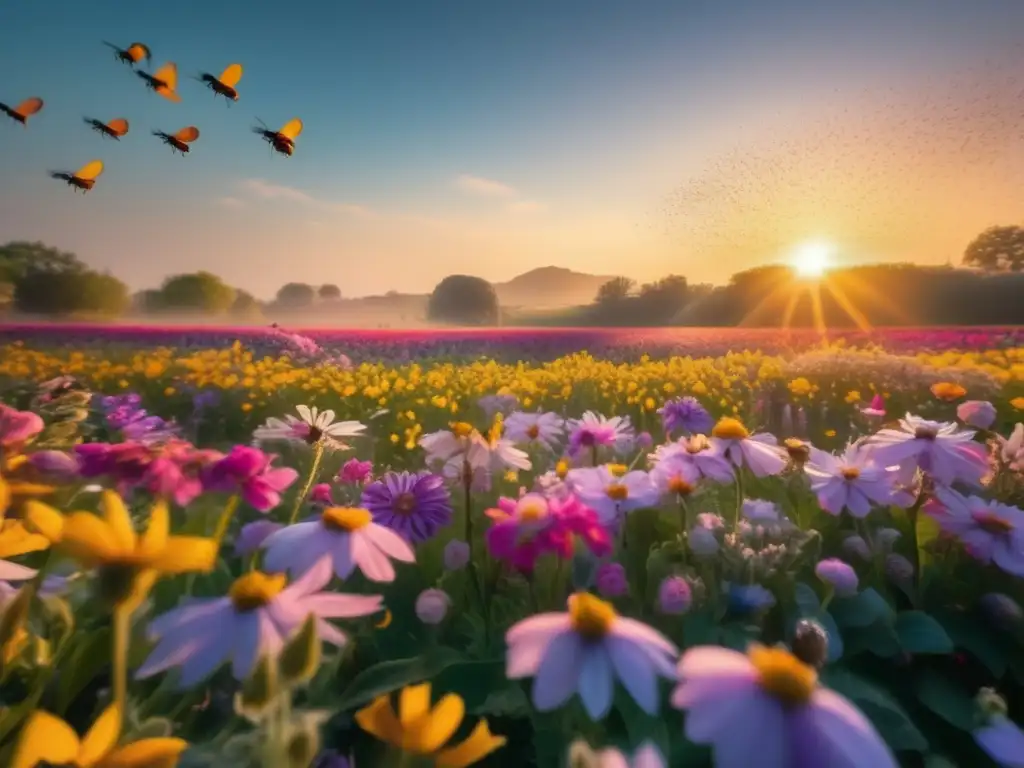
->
(565, 411, 634, 459)
(635, 431, 653, 449)
(567, 465, 659, 526)
(709, 418, 787, 477)
(262, 507, 416, 583)
(742, 498, 780, 523)
(360, 471, 453, 543)
(806, 444, 909, 518)
(415, 588, 451, 625)
(957, 400, 997, 430)
(650, 435, 734, 486)
(595, 562, 628, 598)
(728, 583, 775, 614)
(657, 576, 692, 615)
(234, 520, 283, 558)
(505, 592, 678, 720)
(203, 446, 299, 512)
(136, 556, 383, 687)
(339, 458, 373, 485)
(671, 645, 897, 767)
(443, 539, 470, 571)
(0, 405, 43, 448)
(814, 558, 858, 596)
(866, 414, 988, 487)
(658, 397, 713, 436)
(28, 450, 79, 480)
(974, 716, 1024, 768)
(926, 494, 1024, 576)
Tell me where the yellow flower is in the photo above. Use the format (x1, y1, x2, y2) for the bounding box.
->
(0, 519, 50, 559)
(0, 457, 55, 520)
(1011, 396, 1024, 410)
(844, 390, 861, 404)
(355, 683, 506, 767)
(12, 704, 188, 768)
(787, 377, 814, 397)
(24, 491, 217, 609)
(930, 382, 966, 401)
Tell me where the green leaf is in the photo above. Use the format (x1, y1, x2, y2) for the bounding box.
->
(821, 667, 928, 752)
(614, 689, 673, 765)
(915, 671, 977, 731)
(830, 588, 894, 629)
(916, 509, 942, 569)
(432, 658, 507, 713)
(939, 613, 1008, 678)
(896, 611, 954, 655)
(56, 627, 111, 714)
(335, 647, 465, 711)
(474, 685, 530, 718)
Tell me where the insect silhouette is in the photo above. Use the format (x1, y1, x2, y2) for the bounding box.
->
(197, 63, 243, 103)
(137, 62, 181, 103)
(0, 97, 44, 127)
(49, 160, 104, 193)
(253, 117, 303, 156)
(153, 126, 200, 155)
(102, 41, 151, 68)
(83, 117, 130, 140)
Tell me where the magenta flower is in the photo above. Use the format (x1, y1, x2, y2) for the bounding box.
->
(505, 592, 678, 719)
(671, 645, 897, 767)
(866, 414, 988, 487)
(136, 556, 383, 687)
(657, 576, 692, 615)
(926, 493, 1024, 576)
(862, 394, 886, 419)
(360, 471, 453, 543)
(339, 458, 373, 485)
(309, 483, 335, 505)
(203, 445, 299, 512)
(485, 493, 610, 573)
(0, 405, 43, 448)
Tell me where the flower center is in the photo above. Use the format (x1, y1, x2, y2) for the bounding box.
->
(749, 645, 817, 707)
(606, 463, 627, 478)
(568, 592, 616, 640)
(555, 459, 570, 479)
(841, 467, 861, 480)
(605, 483, 629, 501)
(229, 572, 287, 612)
(526, 424, 540, 439)
(914, 427, 938, 441)
(516, 496, 549, 522)
(321, 506, 372, 531)
(784, 438, 809, 463)
(393, 492, 417, 514)
(450, 421, 474, 439)
(305, 425, 323, 444)
(712, 417, 750, 441)
(972, 510, 1014, 535)
(668, 477, 694, 496)
(578, 431, 596, 446)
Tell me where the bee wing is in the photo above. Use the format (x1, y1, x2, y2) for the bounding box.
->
(107, 118, 129, 136)
(74, 160, 104, 181)
(14, 98, 44, 118)
(173, 126, 200, 143)
(218, 63, 243, 88)
(278, 118, 303, 140)
(127, 43, 151, 63)
(153, 62, 178, 90)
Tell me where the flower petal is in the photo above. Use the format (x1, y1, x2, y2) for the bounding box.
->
(100, 490, 137, 551)
(11, 711, 80, 768)
(78, 704, 122, 765)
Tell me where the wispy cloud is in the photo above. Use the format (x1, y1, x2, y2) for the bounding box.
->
(506, 200, 546, 214)
(237, 179, 375, 217)
(454, 174, 519, 199)
(215, 196, 245, 209)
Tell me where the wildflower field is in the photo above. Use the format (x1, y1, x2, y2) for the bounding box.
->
(0, 324, 1023, 768)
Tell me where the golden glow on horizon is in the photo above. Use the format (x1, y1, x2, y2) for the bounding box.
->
(790, 241, 834, 279)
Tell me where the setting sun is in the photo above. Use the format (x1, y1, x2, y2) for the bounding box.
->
(791, 241, 835, 279)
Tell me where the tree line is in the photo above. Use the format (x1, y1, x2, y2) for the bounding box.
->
(2, 223, 1022, 325)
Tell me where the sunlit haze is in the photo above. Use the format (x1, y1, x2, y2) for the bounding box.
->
(3, 0, 1024, 298)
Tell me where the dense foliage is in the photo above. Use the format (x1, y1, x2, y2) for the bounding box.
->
(0, 330, 1022, 767)
(427, 275, 501, 326)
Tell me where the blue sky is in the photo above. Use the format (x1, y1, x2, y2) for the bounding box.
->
(2, 0, 1023, 297)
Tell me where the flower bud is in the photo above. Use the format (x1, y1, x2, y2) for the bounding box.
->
(415, 588, 450, 625)
(595, 563, 628, 598)
(286, 725, 320, 768)
(885, 553, 914, 584)
(841, 535, 871, 562)
(28, 450, 79, 479)
(814, 558, 858, 597)
(443, 540, 470, 571)
(657, 576, 692, 615)
(976, 687, 1009, 719)
(688, 526, 720, 557)
(279, 614, 321, 689)
(957, 400, 997, 430)
(235, 654, 279, 721)
(791, 618, 829, 669)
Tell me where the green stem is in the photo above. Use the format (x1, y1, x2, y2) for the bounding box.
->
(733, 469, 745, 529)
(112, 604, 131, 722)
(289, 442, 325, 525)
(678, 495, 692, 533)
(462, 469, 490, 646)
(212, 495, 240, 553)
(906, 488, 928, 593)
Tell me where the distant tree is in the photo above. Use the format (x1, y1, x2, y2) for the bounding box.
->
(595, 277, 635, 305)
(0, 241, 84, 284)
(15, 269, 128, 316)
(158, 271, 236, 314)
(963, 225, 1024, 272)
(318, 284, 342, 301)
(134, 289, 164, 313)
(0, 281, 14, 313)
(276, 282, 317, 307)
(427, 275, 500, 325)
(231, 289, 263, 318)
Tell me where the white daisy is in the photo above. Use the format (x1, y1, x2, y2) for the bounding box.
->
(253, 404, 365, 451)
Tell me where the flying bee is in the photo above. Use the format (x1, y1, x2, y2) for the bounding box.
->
(49, 160, 104, 193)
(153, 125, 199, 155)
(252, 117, 303, 157)
(137, 62, 181, 103)
(83, 117, 129, 140)
(197, 63, 243, 103)
(102, 41, 151, 68)
(0, 97, 44, 127)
